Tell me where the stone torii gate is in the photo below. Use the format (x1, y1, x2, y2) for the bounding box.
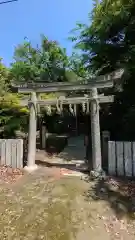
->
(13, 69, 124, 173)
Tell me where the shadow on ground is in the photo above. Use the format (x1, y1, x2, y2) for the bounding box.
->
(85, 177, 135, 219)
(43, 134, 86, 162)
(35, 135, 89, 174)
(51, 135, 86, 162)
(35, 160, 89, 175)
(57, 149, 86, 162)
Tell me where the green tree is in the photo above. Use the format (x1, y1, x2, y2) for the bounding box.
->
(70, 0, 135, 75)
(70, 0, 135, 139)
(10, 35, 69, 83)
(0, 93, 29, 137)
(69, 52, 90, 79)
(0, 59, 28, 137)
(0, 58, 9, 95)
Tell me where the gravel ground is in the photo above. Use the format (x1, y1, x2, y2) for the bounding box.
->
(0, 136, 135, 239)
(0, 166, 135, 239)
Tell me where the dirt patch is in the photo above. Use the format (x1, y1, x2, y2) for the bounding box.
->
(0, 167, 135, 239)
(0, 171, 87, 239)
(85, 176, 135, 239)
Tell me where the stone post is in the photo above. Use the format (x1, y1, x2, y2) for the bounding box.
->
(90, 88, 102, 172)
(36, 93, 42, 149)
(36, 93, 41, 114)
(24, 91, 38, 171)
(102, 131, 110, 172)
(41, 124, 47, 149)
(75, 105, 78, 136)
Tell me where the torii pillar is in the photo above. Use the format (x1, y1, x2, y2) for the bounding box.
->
(24, 91, 38, 171)
(90, 88, 102, 173)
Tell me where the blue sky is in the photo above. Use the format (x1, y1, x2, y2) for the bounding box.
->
(0, 0, 93, 66)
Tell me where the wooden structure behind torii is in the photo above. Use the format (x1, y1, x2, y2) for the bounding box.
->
(13, 69, 124, 173)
